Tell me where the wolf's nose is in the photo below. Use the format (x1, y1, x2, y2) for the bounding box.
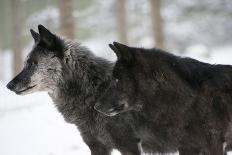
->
(6, 82, 15, 90)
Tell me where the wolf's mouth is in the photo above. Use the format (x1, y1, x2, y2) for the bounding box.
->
(15, 85, 37, 94)
(94, 103, 125, 117)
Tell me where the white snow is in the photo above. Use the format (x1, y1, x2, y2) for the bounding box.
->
(0, 82, 123, 155)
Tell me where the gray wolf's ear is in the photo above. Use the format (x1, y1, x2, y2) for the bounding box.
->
(109, 42, 133, 61)
(37, 24, 63, 57)
(30, 29, 40, 42)
(38, 24, 56, 48)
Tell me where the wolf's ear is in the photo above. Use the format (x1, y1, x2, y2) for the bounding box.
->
(37, 25, 63, 57)
(30, 29, 40, 42)
(109, 42, 133, 61)
(38, 25, 56, 48)
(109, 43, 121, 58)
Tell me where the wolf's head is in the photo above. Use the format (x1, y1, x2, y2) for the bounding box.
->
(7, 25, 64, 95)
(95, 42, 144, 116)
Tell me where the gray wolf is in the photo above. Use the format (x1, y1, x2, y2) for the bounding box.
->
(6, 26, 141, 155)
(95, 42, 232, 155)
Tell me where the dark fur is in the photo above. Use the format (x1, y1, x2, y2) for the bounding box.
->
(7, 26, 141, 155)
(95, 42, 232, 155)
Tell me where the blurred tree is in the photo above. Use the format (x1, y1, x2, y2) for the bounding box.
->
(12, 0, 24, 76)
(58, 0, 75, 39)
(0, 38, 2, 80)
(116, 0, 128, 44)
(149, 0, 165, 49)
(0, 0, 12, 50)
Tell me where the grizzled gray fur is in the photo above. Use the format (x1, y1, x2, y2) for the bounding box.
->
(6, 25, 141, 155)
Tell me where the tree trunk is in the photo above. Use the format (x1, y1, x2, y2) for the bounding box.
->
(58, 0, 75, 39)
(116, 0, 128, 44)
(150, 0, 165, 49)
(0, 35, 2, 81)
(12, 0, 23, 76)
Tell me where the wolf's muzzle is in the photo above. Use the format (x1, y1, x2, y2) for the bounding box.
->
(6, 81, 16, 91)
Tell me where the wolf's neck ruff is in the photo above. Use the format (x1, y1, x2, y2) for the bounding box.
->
(49, 40, 113, 124)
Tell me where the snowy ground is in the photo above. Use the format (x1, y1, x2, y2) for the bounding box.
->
(1, 44, 232, 155)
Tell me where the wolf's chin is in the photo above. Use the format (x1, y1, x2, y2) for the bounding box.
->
(15, 85, 37, 95)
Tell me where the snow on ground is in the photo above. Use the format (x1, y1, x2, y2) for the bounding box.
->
(0, 44, 232, 155)
(0, 82, 123, 155)
(0, 84, 87, 155)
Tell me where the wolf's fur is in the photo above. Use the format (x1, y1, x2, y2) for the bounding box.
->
(96, 42, 232, 155)
(7, 26, 141, 155)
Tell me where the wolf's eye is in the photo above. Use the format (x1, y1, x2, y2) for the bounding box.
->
(27, 61, 37, 68)
(31, 61, 37, 66)
(30, 61, 37, 66)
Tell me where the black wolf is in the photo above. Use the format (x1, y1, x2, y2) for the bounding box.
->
(95, 42, 232, 155)
(6, 26, 141, 155)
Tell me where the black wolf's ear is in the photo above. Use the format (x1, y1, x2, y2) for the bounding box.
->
(109, 43, 121, 58)
(109, 42, 133, 61)
(30, 29, 40, 42)
(38, 25, 56, 48)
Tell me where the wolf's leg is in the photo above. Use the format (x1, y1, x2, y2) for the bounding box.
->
(181, 143, 224, 155)
(86, 141, 111, 155)
(205, 142, 223, 155)
(82, 136, 111, 155)
(179, 147, 200, 155)
(117, 143, 141, 155)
